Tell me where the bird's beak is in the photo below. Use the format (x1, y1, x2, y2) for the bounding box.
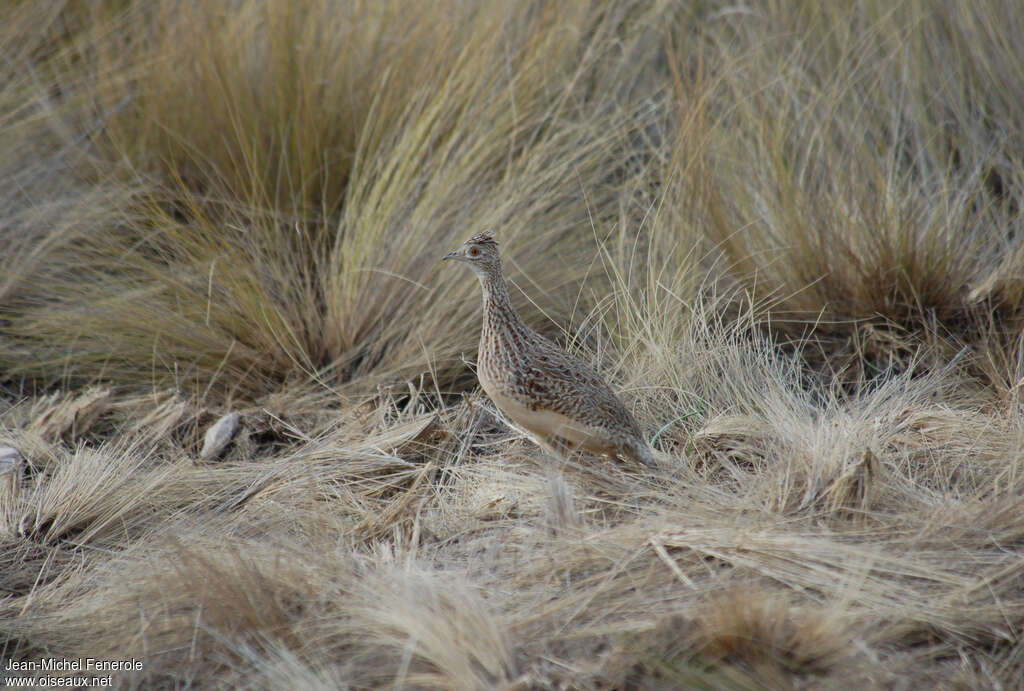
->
(442, 250, 460, 261)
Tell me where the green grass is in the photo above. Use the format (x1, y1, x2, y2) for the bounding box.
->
(2, 0, 1023, 688)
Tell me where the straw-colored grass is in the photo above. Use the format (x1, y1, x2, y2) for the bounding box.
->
(2, 0, 1023, 688)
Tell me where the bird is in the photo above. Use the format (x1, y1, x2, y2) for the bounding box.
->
(443, 232, 656, 467)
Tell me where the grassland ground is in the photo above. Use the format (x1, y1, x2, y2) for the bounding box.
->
(2, 1, 1023, 688)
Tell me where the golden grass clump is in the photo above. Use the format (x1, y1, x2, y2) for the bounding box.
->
(2, 0, 662, 396)
(664, 1, 1024, 382)
(2, 0, 1024, 688)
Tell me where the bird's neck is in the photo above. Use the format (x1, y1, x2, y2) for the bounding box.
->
(478, 266, 527, 333)
(479, 267, 511, 309)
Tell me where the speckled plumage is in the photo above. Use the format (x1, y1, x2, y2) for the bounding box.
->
(443, 233, 655, 467)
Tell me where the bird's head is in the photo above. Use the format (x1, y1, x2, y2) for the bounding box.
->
(442, 232, 501, 277)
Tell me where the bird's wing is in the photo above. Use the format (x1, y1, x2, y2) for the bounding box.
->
(511, 334, 642, 434)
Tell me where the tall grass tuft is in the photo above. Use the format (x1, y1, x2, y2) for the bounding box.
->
(1, 0, 666, 397)
(669, 1, 1024, 380)
(3, 1, 1024, 688)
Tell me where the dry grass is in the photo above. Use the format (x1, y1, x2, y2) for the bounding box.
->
(2, 0, 1023, 688)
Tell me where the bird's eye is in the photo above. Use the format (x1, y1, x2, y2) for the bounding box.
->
(468, 247, 481, 257)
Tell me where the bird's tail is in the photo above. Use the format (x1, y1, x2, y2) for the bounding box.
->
(628, 438, 679, 468)
(623, 438, 657, 467)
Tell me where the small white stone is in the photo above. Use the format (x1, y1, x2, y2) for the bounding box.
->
(0, 446, 22, 473)
(0, 446, 24, 533)
(200, 412, 240, 460)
